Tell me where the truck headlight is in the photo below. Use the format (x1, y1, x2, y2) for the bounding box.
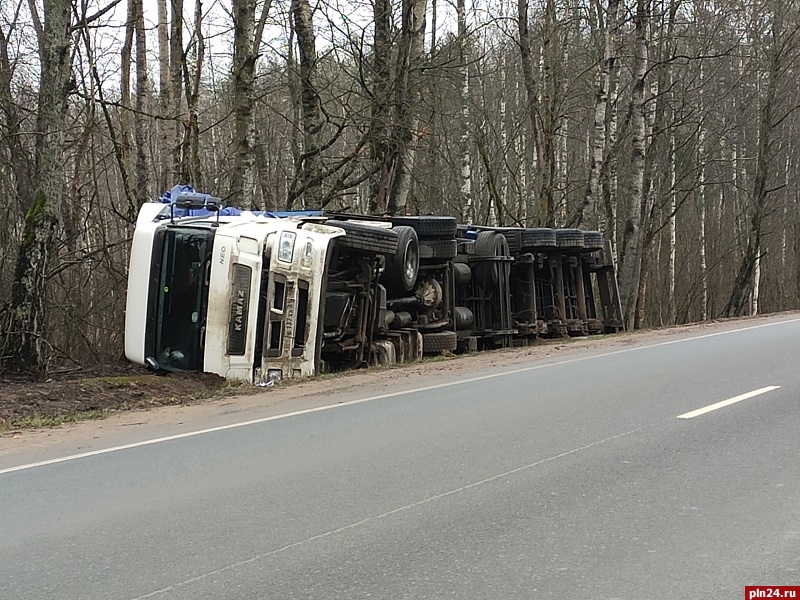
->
(277, 231, 297, 263)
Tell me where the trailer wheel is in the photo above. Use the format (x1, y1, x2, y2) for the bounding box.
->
(418, 239, 457, 260)
(555, 228, 585, 249)
(520, 228, 556, 249)
(475, 230, 509, 256)
(390, 215, 458, 240)
(495, 228, 522, 254)
(385, 226, 419, 293)
(475, 231, 509, 285)
(422, 330, 458, 354)
(583, 231, 604, 251)
(326, 220, 399, 255)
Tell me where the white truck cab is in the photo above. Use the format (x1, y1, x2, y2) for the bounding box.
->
(124, 196, 428, 383)
(125, 200, 352, 383)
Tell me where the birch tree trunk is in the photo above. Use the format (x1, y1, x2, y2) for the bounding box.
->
(3, 0, 73, 371)
(633, 74, 658, 330)
(617, 0, 650, 329)
(697, 77, 708, 321)
(779, 153, 789, 309)
(133, 0, 149, 202)
(457, 0, 473, 223)
(634, 0, 680, 329)
(120, 0, 135, 196)
(667, 130, 676, 324)
(430, 0, 437, 50)
(500, 56, 509, 222)
(752, 252, 761, 315)
(600, 5, 622, 253)
(795, 186, 800, 310)
(576, 0, 620, 227)
(517, 125, 529, 223)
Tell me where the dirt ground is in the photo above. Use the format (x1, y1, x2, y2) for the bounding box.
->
(0, 364, 253, 432)
(1, 313, 795, 435)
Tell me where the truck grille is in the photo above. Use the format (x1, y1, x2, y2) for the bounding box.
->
(227, 264, 252, 355)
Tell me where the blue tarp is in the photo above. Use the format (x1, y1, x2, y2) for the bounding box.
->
(159, 185, 323, 219)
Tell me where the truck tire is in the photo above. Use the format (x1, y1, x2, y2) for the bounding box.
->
(418, 239, 458, 260)
(475, 231, 509, 286)
(520, 228, 556, 249)
(475, 230, 509, 256)
(326, 220, 398, 255)
(385, 226, 419, 293)
(555, 228, 584, 249)
(583, 231, 604, 250)
(390, 215, 458, 240)
(422, 330, 458, 354)
(497, 228, 522, 254)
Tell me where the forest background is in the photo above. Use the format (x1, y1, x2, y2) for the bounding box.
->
(1, 0, 799, 374)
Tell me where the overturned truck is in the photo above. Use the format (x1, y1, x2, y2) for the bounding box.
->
(124, 192, 623, 383)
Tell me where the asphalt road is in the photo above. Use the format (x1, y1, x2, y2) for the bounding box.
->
(2, 316, 800, 599)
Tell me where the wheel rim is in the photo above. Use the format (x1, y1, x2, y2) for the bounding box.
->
(404, 241, 419, 282)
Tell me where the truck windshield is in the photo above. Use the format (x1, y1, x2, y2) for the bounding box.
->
(154, 226, 214, 371)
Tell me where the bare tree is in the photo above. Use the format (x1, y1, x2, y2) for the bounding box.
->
(634, 0, 679, 329)
(725, 6, 799, 317)
(156, 0, 170, 192)
(517, 0, 542, 224)
(0, 7, 35, 217)
(573, 0, 621, 228)
(288, 0, 323, 208)
(616, 0, 651, 329)
(230, 0, 272, 206)
(457, 0, 473, 223)
(2, 0, 73, 371)
(181, 0, 204, 187)
(368, 0, 392, 213)
(387, 0, 427, 214)
(169, 0, 185, 182)
(133, 0, 149, 202)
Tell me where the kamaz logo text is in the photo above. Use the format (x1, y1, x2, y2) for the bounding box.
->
(232, 290, 246, 332)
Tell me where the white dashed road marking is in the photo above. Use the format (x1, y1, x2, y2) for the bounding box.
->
(677, 386, 781, 419)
